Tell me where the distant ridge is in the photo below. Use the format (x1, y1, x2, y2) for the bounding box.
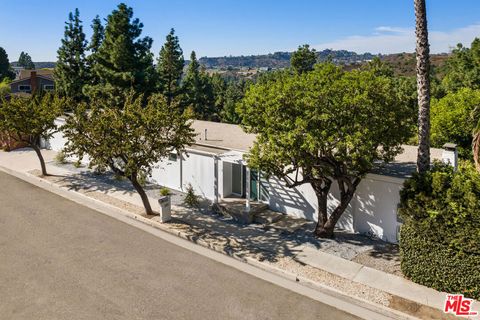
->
(199, 49, 375, 69)
(11, 61, 56, 69)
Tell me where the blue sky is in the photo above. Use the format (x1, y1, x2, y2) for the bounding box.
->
(1, 0, 480, 62)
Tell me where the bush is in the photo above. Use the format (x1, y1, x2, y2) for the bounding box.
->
(399, 161, 480, 299)
(159, 187, 170, 197)
(430, 88, 480, 158)
(183, 184, 199, 207)
(54, 151, 67, 164)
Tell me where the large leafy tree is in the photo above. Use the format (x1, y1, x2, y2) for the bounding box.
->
(431, 88, 480, 158)
(290, 44, 317, 74)
(442, 38, 480, 93)
(238, 63, 412, 238)
(62, 93, 195, 215)
(415, 0, 431, 173)
(182, 51, 215, 120)
(0, 94, 64, 176)
(54, 8, 89, 101)
(0, 47, 15, 80)
(157, 28, 184, 106)
(17, 51, 35, 70)
(84, 3, 156, 106)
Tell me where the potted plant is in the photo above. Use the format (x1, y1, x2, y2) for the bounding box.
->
(158, 187, 171, 222)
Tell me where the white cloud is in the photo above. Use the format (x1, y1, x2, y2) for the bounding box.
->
(313, 24, 480, 54)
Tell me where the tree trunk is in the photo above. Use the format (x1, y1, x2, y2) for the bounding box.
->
(30, 143, 48, 176)
(315, 192, 329, 236)
(314, 180, 357, 239)
(415, 0, 431, 174)
(130, 173, 154, 215)
(473, 131, 480, 172)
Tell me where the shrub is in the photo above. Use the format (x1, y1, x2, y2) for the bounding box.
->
(54, 151, 67, 164)
(183, 183, 199, 207)
(73, 160, 82, 168)
(399, 161, 480, 299)
(160, 187, 170, 197)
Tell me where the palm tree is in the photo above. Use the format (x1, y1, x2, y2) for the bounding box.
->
(472, 107, 480, 171)
(415, 0, 431, 173)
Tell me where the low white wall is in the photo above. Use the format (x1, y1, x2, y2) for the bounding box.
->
(262, 174, 403, 243)
(182, 152, 216, 200)
(42, 118, 67, 151)
(151, 156, 181, 190)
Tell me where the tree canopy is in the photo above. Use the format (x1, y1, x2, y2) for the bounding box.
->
(182, 51, 216, 120)
(84, 3, 156, 105)
(431, 88, 480, 158)
(290, 44, 317, 74)
(62, 93, 195, 214)
(54, 8, 89, 101)
(0, 94, 64, 175)
(157, 28, 184, 106)
(238, 63, 413, 237)
(441, 38, 480, 93)
(17, 51, 35, 70)
(0, 47, 15, 81)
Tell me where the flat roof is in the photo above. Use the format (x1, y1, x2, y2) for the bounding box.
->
(191, 120, 256, 152)
(190, 120, 445, 179)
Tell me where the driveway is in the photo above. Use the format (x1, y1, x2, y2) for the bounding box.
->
(0, 171, 359, 320)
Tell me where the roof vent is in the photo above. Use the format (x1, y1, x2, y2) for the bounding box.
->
(204, 129, 208, 141)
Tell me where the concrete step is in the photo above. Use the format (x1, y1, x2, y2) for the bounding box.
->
(212, 201, 269, 224)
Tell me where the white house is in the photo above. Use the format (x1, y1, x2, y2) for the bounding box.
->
(43, 118, 455, 243)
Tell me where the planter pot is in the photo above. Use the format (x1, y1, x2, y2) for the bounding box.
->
(158, 195, 171, 222)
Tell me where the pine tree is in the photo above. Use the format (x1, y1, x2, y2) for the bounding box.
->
(290, 44, 317, 74)
(182, 51, 215, 120)
(88, 15, 104, 54)
(86, 15, 105, 87)
(17, 51, 35, 70)
(157, 28, 184, 106)
(0, 47, 15, 80)
(84, 3, 156, 106)
(54, 8, 89, 101)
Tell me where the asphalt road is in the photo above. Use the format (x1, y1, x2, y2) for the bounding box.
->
(0, 171, 360, 320)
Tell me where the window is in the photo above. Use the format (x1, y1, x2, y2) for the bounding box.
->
(43, 84, 54, 91)
(18, 85, 31, 91)
(168, 153, 178, 162)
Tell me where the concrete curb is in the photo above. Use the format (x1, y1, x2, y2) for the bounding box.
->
(0, 165, 469, 319)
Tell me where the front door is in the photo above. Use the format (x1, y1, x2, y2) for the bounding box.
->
(231, 163, 243, 196)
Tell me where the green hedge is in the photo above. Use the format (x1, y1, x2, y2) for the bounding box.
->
(399, 162, 480, 300)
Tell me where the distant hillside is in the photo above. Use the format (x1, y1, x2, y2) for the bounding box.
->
(8, 51, 451, 78)
(379, 53, 450, 77)
(11, 61, 56, 69)
(199, 49, 376, 69)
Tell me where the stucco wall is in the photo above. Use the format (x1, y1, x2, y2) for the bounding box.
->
(262, 173, 403, 242)
(152, 156, 181, 190)
(181, 152, 216, 200)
